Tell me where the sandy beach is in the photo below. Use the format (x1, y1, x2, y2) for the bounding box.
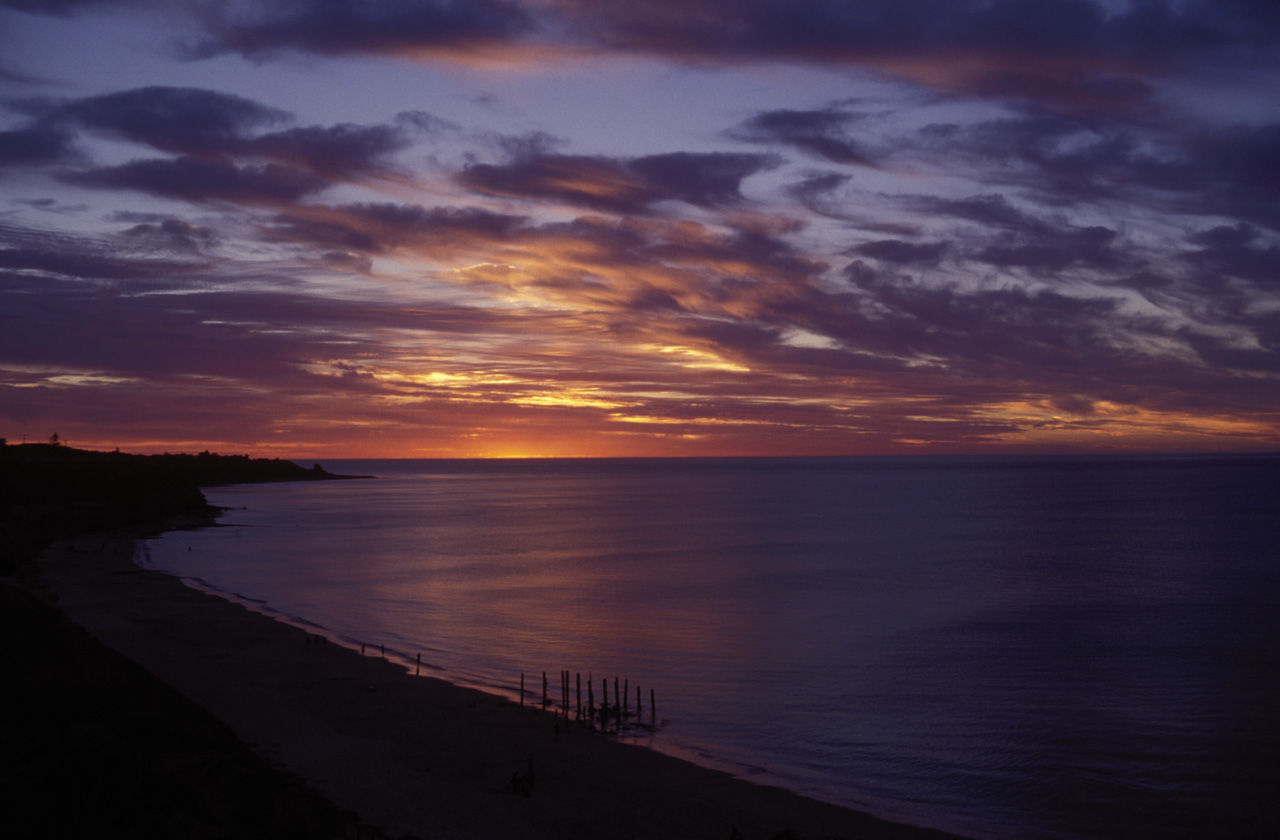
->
(35, 530, 971, 840)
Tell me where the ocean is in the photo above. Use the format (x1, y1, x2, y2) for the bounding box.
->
(137, 454, 1280, 840)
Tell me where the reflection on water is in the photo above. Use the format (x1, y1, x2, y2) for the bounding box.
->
(142, 455, 1280, 840)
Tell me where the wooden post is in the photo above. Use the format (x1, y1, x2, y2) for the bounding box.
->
(637, 685, 641, 716)
(416, 652, 421, 676)
(576, 672, 582, 720)
(650, 688, 655, 720)
(520, 673, 525, 706)
(614, 677, 620, 718)
(623, 679, 629, 715)
(602, 679, 609, 721)
(542, 672, 548, 707)
(588, 677, 594, 718)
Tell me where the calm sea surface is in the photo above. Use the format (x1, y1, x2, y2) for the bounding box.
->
(139, 455, 1280, 840)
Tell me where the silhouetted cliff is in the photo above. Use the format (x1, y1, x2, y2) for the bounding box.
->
(0, 442, 355, 577)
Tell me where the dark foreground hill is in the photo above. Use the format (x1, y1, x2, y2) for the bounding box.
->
(1, 443, 373, 839)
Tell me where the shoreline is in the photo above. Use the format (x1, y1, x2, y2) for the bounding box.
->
(38, 529, 972, 840)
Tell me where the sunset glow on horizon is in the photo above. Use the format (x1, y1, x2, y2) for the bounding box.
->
(3, 1, 1280, 459)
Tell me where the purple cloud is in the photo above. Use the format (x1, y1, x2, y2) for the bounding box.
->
(63, 157, 329, 205)
(186, 0, 534, 59)
(458, 151, 777, 213)
(730, 108, 877, 166)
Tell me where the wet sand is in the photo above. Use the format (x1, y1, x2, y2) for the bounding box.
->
(39, 531, 970, 840)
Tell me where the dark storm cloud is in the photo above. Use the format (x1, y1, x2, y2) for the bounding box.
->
(552, 0, 1280, 60)
(239, 123, 409, 179)
(786, 172, 849, 201)
(457, 151, 777, 213)
(0, 0, 129, 12)
(1181, 224, 1280, 287)
(556, 1, 1280, 114)
(914, 115, 1131, 201)
(0, 246, 198, 281)
(21, 2, 1280, 116)
(0, 219, 209, 280)
(118, 218, 221, 254)
(0, 267, 327, 384)
(903, 115, 1280, 235)
(975, 226, 1129, 273)
(186, 0, 535, 59)
(896, 194, 1139, 275)
(0, 217, 551, 393)
(41, 86, 290, 154)
(63, 157, 329, 205)
(0, 124, 73, 169)
(730, 108, 877, 166)
(852, 239, 948, 265)
(1183, 122, 1280, 231)
(1182, 323, 1280, 374)
(23, 87, 410, 182)
(842, 264, 1126, 367)
(264, 202, 528, 255)
(911, 193, 1049, 233)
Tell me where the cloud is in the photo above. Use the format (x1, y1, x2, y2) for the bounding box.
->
(900, 113, 1280, 238)
(21, 1, 1280, 119)
(62, 156, 329, 205)
(263, 202, 528, 255)
(0, 220, 210, 282)
(118, 218, 221, 254)
(0, 124, 73, 169)
(1185, 121, 1280, 231)
(0, 246, 198, 281)
(852, 239, 948, 265)
(25, 86, 410, 183)
(974, 225, 1129, 273)
(457, 151, 778, 213)
(552, 0, 1280, 113)
(909, 193, 1049, 233)
(0, 0, 132, 13)
(38, 86, 289, 154)
(186, 0, 535, 60)
(730, 107, 877, 166)
(1181, 223, 1280, 287)
(239, 123, 410, 179)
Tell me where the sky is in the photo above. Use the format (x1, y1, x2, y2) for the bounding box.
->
(2, 0, 1279, 458)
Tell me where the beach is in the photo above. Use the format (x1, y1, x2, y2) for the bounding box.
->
(36, 530, 968, 840)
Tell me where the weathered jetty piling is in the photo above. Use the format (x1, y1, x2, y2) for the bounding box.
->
(521, 668, 660, 734)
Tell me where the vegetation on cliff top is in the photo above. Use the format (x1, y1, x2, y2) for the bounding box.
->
(0, 441, 355, 577)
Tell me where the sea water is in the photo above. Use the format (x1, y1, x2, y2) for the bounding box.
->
(138, 454, 1280, 840)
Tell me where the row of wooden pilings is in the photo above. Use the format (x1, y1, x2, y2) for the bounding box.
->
(520, 670, 655, 728)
